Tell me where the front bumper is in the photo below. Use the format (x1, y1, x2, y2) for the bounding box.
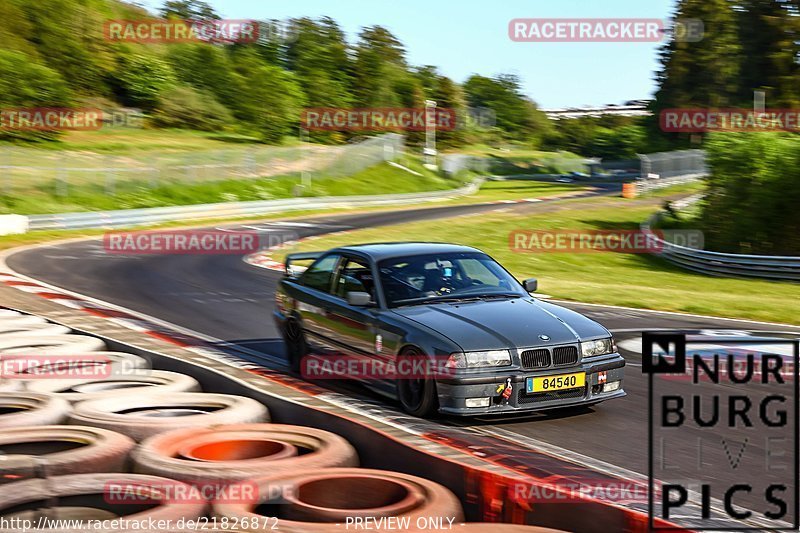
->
(436, 353, 626, 416)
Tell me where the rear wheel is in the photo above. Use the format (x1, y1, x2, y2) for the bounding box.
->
(282, 318, 307, 374)
(397, 347, 439, 417)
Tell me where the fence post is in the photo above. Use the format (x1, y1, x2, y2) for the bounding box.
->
(56, 167, 69, 196)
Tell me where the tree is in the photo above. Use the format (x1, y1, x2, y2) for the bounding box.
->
(159, 0, 218, 21)
(284, 17, 352, 107)
(649, 0, 742, 146)
(736, 0, 800, 107)
(112, 53, 176, 108)
(463, 74, 550, 144)
(351, 26, 408, 107)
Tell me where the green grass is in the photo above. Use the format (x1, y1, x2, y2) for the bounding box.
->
(4, 128, 267, 154)
(0, 157, 464, 215)
(460, 179, 582, 202)
(287, 192, 800, 325)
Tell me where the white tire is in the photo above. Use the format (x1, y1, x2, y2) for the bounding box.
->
(0, 351, 150, 380)
(0, 323, 71, 337)
(69, 392, 270, 441)
(0, 315, 48, 327)
(0, 392, 71, 428)
(0, 334, 106, 354)
(25, 370, 201, 403)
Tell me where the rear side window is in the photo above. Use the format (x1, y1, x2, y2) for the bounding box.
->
(301, 254, 340, 293)
(335, 257, 375, 299)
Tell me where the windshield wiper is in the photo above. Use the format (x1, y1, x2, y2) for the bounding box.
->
(393, 293, 522, 307)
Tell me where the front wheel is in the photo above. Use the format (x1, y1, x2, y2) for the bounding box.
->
(282, 318, 307, 374)
(396, 347, 439, 417)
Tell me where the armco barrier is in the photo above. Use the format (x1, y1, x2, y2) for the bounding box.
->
(25, 182, 480, 231)
(0, 215, 28, 236)
(643, 201, 800, 281)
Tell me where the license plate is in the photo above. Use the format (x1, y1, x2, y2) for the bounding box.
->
(527, 372, 585, 393)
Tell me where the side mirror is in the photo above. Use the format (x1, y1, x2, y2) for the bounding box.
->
(346, 291, 372, 307)
(523, 278, 538, 292)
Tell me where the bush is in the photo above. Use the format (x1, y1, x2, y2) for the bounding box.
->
(112, 53, 176, 108)
(0, 49, 71, 142)
(151, 86, 233, 131)
(703, 132, 800, 254)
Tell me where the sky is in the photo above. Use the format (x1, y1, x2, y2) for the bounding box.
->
(134, 0, 677, 108)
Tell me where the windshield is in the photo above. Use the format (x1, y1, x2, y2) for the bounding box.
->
(378, 252, 526, 307)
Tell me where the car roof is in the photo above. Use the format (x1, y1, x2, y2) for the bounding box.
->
(331, 242, 484, 261)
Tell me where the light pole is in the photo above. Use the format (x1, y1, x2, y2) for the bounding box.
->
(423, 99, 438, 170)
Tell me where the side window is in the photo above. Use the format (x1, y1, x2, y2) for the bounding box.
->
(301, 254, 341, 293)
(335, 257, 375, 299)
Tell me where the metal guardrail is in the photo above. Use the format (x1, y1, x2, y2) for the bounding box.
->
(643, 198, 800, 281)
(27, 181, 481, 230)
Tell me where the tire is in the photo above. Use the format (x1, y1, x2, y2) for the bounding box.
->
(0, 392, 71, 428)
(0, 473, 206, 531)
(0, 323, 71, 337)
(0, 379, 20, 392)
(133, 424, 358, 484)
(0, 334, 106, 354)
(448, 526, 567, 533)
(214, 468, 463, 533)
(24, 370, 201, 403)
(0, 315, 48, 328)
(0, 351, 150, 380)
(282, 318, 307, 374)
(68, 392, 270, 442)
(0, 425, 135, 478)
(396, 347, 439, 418)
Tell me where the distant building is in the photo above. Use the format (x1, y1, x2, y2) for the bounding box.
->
(542, 101, 652, 120)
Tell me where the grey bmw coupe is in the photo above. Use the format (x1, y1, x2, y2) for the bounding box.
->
(274, 242, 625, 417)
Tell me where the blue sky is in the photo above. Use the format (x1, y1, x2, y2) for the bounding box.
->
(134, 0, 677, 108)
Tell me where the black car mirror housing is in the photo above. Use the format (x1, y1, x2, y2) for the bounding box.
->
(523, 278, 538, 292)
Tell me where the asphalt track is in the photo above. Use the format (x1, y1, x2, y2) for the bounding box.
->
(8, 192, 800, 528)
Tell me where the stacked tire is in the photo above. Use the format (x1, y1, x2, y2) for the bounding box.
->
(0, 309, 556, 531)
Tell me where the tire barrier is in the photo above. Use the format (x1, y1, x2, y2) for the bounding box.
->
(0, 315, 48, 328)
(0, 392, 70, 428)
(0, 351, 150, 380)
(214, 468, 464, 532)
(0, 425, 135, 479)
(0, 473, 207, 531)
(24, 370, 201, 403)
(68, 393, 270, 441)
(133, 424, 358, 484)
(0, 322, 71, 337)
(453, 525, 567, 532)
(0, 379, 20, 392)
(0, 334, 106, 355)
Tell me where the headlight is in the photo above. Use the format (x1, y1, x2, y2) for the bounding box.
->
(581, 338, 614, 357)
(447, 350, 512, 369)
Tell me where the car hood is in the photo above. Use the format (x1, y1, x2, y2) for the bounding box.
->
(392, 297, 609, 352)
